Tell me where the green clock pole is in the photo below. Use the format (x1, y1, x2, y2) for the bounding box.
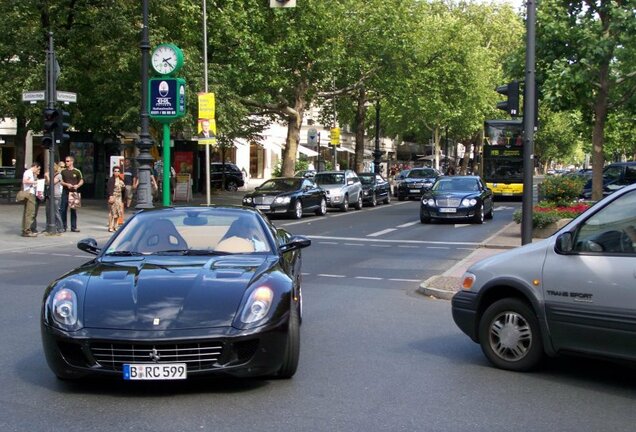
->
(163, 123, 171, 206)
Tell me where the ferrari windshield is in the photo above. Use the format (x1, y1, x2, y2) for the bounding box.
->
(105, 208, 272, 255)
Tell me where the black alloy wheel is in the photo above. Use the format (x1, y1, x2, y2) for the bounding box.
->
(340, 195, 349, 212)
(276, 306, 300, 379)
(315, 197, 327, 216)
(225, 181, 238, 192)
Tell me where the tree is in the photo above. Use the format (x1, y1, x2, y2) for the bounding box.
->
(537, 0, 636, 200)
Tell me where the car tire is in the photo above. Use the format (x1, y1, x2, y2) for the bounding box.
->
(370, 193, 377, 207)
(276, 306, 300, 379)
(485, 203, 494, 220)
(354, 193, 363, 210)
(420, 212, 430, 224)
(340, 195, 349, 212)
(473, 204, 484, 224)
(384, 192, 391, 205)
(478, 298, 544, 372)
(315, 197, 327, 216)
(292, 200, 303, 219)
(225, 181, 238, 192)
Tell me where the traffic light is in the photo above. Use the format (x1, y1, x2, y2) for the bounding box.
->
(43, 108, 59, 134)
(496, 81, 520, 116)
(56, 108, 70, 144)
(41, 134, 54, 149)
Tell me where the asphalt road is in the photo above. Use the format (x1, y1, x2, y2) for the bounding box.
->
(1, 199, 635, 432)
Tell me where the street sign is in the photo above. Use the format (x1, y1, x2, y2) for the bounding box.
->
(148, 78, 187, 123)
(22, 91, 45, 103)
(307, 127, 318, 145)
(56, 90, 77, 103)
(330, 127, 340, 146)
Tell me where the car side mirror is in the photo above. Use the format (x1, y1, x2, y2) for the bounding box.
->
(279, 235, 311, 253)
(78, 238, 100, 255)
(347, 180, 354, 185)
(555, 232, 573, 253)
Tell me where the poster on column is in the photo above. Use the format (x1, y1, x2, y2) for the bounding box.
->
(174, 152, 193, 175)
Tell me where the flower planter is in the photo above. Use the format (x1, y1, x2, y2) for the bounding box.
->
(532, 218, 572, 239)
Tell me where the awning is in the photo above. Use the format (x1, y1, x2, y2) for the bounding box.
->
(298, 145, 319, 157)
(336, 146, 355, 154)
(363, 149, 373, 156)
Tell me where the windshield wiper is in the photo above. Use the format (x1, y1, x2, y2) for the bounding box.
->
(154, 249, 226, 256)
(104, 251, 143, 256)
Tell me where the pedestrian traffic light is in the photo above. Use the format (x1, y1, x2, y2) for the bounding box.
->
(56, 109, 70, 143)
(43, 108, 59, 134)
(495, 81, 519, 116)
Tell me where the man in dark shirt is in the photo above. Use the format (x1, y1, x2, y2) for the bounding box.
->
(60, 155, 84, 232)
(123, 158, 136, 208)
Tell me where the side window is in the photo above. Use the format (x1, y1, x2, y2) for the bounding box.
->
(622, 166, 636, 184)
(573, 190, 636, 255)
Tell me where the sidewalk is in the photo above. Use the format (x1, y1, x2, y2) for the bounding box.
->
(0, 183, 257, 253)
(417, 221, 524, 300)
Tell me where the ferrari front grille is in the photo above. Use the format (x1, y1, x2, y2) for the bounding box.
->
(90, 342, 224, 372)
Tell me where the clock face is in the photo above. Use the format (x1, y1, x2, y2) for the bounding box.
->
(151, 44, 182, 75)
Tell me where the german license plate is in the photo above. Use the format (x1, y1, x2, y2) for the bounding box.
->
(502, 192, 513, 196)
(409, 189, 420, 193)
(256, 205, 270, 210)
(439, 208, 457, 213)
(123, 363, 187, 380)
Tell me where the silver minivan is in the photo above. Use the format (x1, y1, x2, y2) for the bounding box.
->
(452, 183, 636, 371)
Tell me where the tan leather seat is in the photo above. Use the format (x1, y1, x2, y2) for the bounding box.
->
(215, 236, 255, 253)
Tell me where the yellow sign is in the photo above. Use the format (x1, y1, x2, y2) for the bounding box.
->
(197, 93, 217, 145)
(330, 127, 340, 146)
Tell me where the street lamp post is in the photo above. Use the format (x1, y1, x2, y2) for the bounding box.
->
(135, 0, 154, 209)
(373, 100, 382, 174)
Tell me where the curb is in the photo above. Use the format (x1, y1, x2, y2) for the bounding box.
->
(417, 222, 519, 300)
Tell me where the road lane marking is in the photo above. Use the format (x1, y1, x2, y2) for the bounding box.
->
(426, 246, 450, 249)
(317, 274, 346, 278)
(398, 245, 418, 248)
(388, 278, 420, 282)
(396, 221, 419, 228)
(370, 244, 392, 248)
(318, 241, 339, 245)
(276, 201, 412, 227)
(308, 235, 481, 246)
(367, 228, 397, 237)
(344, 243, 365, 246)
(355, 276, 383, 280)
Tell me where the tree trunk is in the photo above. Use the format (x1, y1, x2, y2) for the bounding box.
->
(281, 80, 309, 177)
(15, 116, 28, 178)
(433, 127, 441, 170)
(354, 87, 367, 173)
(591, 61, 610, 201)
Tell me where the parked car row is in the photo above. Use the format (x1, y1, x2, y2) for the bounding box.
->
(243, 170, 392, 218)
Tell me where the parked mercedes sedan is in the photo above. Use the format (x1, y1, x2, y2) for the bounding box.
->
(357, 172, 391, 206)
(314, 170, 363, 212)
(396, 167, 441, 200)
(243, 177, 327, 219)
(41, 207, 311, 381)
(420, 176, 494, 224)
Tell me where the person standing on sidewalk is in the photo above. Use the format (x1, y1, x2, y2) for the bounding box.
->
(44, 162, 64, 234)
(106, 166, 126, 232)
(123, 159, 136, 208)
(60, 155, 84, 232)
(20, 162, 41, 237)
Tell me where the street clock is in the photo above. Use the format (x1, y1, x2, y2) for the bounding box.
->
(151, 43, 184, 76)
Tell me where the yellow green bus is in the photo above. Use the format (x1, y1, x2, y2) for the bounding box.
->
(482, 120, 524, 197)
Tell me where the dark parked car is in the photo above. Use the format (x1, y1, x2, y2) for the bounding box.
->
(392, 169, 411, 197)
(420, 176, 494, 224)
(41, 207, 311, 380)
(243, 177, 327, 219)
(294, 170, 316, 179)
(211, 162, 245, 191)
(357, 172, 391, 206)
(396, 167, 441, 200)
(581, 162, 636, 199)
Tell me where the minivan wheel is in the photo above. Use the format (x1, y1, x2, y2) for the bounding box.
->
(354, 194, 363, 210)
(478, 298, 544, 372)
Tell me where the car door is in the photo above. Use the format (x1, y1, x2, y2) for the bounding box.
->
(375, 174, 386, 199)
(542, 189, 636, 359)
(301, 179, 319, 209)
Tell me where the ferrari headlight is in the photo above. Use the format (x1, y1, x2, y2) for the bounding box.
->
(52, 288, 78, 327)
(274, 196, 291, 204)
(240, 286, 274, 324)
(243, 197, 253, 204)
(461, 198, 477, 207)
